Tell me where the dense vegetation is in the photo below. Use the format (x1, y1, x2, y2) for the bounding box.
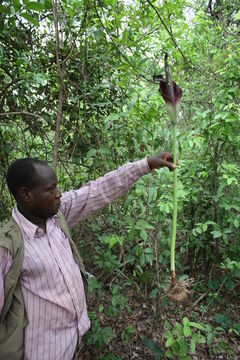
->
(0, 0, 239, 358)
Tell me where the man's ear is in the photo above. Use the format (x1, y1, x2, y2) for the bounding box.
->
(18, 186, 33, 203)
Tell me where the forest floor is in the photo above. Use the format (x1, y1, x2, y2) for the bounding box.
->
(75, 224, 240, 359)
(80, 273, 240, 359)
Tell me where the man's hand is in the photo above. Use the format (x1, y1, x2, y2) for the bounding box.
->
(147, 152, 178, 171)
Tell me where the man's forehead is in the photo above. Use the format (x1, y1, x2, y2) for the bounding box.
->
(33, 163, 57, 183)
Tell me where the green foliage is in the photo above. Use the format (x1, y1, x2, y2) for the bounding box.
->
(88, 277, 102, 296)
(101, 234, 124, 249)
(94, 250, 121, 274)
(214, 313, 232, 330)
(106, 285, 129, 318)
(121, 325, 135, 343)
(1, 0, 240, 357)
(143, 338, 164, 359)
(85, 312, 116, 349)
(213, 313, 240, 337)
(100, 354, 122, 360)
(164, 318, 206, 359)
(163, 315, 238, 358)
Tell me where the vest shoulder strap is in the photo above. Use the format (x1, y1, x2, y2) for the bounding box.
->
(57, 211, 86, 276)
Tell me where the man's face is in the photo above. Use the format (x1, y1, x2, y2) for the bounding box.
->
(27, 164, 62, 219)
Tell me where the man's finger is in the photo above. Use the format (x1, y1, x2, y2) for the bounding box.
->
(166, 154, 173, 162)
(166, 155, 179, 166)
(160, 160, 176, 171)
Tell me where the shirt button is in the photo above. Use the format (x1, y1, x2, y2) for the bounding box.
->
(36, 228, 44, 236)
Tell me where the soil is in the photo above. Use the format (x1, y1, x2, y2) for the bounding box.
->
(80, 278, 240, 360)
(74, 224, 240, 360)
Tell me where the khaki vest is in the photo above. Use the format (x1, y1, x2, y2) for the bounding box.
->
(0, 211, 87, 360)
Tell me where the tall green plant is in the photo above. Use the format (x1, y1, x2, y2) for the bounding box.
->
(153, 54, 184, 302)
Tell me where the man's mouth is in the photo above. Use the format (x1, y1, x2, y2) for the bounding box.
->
(55, 201, 61, 209)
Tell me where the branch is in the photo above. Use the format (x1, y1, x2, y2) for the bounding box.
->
(191, 290, 209, 308)
(52, 0, 66, 171)
(146, 0, 187, 62)
(0, 77, 23, 98)
(134, 24, 161, 43)
(207, 0, 214, 16)
(0, 111, 41, 117)
(94, 0, 153, 83)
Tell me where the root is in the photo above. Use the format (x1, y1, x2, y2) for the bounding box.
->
(166, 277, 194, 305)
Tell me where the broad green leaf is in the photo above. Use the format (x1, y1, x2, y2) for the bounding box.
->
(233, 323, 240, 336)
(173, 323, 183, 337)
(87, 277, 101, 292)
(183, 324, 191, 337)
(183, 317, 189, 325)
(164, 331, 173, 339)
(149, 288, 158, 298)
(145, 254, 153, 265)
(192, 334, 206, 344)
(149, 187, 157, 202)
(211, 230, 222, 239)
(234, 11, 240, 20)
(202, 223, 208, 232)
(86, 148, 97, 159)
(111, 296, 117, 307)
(207, 332, 214, 344)
(140, 229, 147, 241)
(233, 219, 239, 228)
(25, 2, 45, 12)
(178, 339, 188, 355)
(124, 325, 135, 334)
(104, 113, 121, 125)
(19, 12, 39, 26)
(13, 0, 21, 10)
(224, 278, 235, 290)
(99, 304, 104, 312)
(195, 227, 202, 234)
(143, 338, 164, 358)
(190, 338, 196, 353)
(144, 247, 153, 254)
(135, 219, 154, 230)
(214, 313, 232, 329)
(189, 322, 205, 331)
(34, 73, 48, 85)
(99, 146, 112, 156)
(166, 337, 174, 347)
(103, 235, 123, 249)
(165, 350, 174, 358)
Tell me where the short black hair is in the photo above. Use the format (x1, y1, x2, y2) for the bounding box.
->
(6, 158, 48, 199)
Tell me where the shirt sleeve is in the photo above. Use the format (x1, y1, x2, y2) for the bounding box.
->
(60, 158, 151, 228)
(0, 247, 13, 316)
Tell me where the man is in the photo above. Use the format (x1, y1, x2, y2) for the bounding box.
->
(0, 153, 176, 360)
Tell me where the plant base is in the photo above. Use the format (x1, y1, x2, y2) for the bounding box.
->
(166, 271, 191, 305)
(166, 280, 188, 304)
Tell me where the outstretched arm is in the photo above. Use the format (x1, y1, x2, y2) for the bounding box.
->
(60, 153, 176, 228)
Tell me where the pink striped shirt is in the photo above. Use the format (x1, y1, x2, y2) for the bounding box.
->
(0, 159, 150, 360)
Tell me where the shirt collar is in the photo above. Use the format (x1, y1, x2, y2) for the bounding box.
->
(12, 206, 59, 241)
(12, 206, 40, 241)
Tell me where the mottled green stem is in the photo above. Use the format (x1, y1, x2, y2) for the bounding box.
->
(162, 53, 180, 287)
(171, 120, 177, 273)
(168, 106, 178, 286)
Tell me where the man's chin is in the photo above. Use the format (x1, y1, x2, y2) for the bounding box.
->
(45, 209, 59, 218)
(50, 209, 59, 217)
